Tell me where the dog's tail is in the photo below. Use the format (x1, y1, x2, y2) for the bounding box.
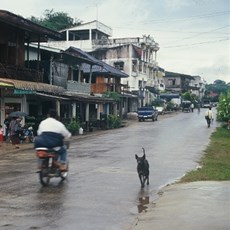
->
(142, 147, 145, 155)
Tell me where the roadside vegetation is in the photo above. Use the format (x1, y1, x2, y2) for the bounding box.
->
(180, 127, 230, 182)
(180, 89, 230, 183)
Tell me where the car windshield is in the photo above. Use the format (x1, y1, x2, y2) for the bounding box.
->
(138, 107, 153, 111)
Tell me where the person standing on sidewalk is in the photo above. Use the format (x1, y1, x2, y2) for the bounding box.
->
(4, 114, 10, 141)
(0, 125, 3, 146)
(205, 107, 213, 128)
(9, 117, 21, 148)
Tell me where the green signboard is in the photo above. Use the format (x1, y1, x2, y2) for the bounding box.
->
(14, 89, 35, 94)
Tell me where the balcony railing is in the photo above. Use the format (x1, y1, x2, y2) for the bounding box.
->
(165, 84, 181, 88)
(0, 63, 42, 82)
(67, 80, 91, 94)
(91, 83, 121, 94)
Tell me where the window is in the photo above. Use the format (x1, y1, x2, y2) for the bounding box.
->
(139, 62, 142, 72)
(114, 61, 124, 70)
(132, 60, 137, 72)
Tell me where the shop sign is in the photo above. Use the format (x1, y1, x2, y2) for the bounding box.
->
(14, 89, 35, 94)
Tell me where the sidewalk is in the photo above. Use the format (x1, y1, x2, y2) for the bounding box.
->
(130, 181, 230, 230)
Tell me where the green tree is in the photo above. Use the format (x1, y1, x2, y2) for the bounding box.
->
(29, 9, 81, 31)
(102, 91, 121, 102)
(217, 90, 230, 123)
(205, 80, 230, 102)
(181, 92, 197, 102)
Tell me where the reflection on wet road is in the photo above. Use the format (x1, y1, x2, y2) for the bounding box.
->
(0, 109, 217, 229)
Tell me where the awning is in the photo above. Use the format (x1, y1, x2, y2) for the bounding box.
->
(0, 78, 65, 94)
(64, 92, 115, 103)
(0, 80, 14, 88)
(36, 92, 70, 100)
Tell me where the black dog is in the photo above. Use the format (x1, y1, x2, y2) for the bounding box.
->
(135, 148, 149, 188)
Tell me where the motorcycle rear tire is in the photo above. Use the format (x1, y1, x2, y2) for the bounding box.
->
(39, 169, 50, 186)
(29, 137, 35, 143)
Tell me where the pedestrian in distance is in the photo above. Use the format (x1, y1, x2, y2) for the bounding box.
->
(4, 114, 10, 141)
(197, 103, 201, 114)
(0, 125, 3, 146)
(205, 106, 213, 128)
(227, 119, 230, 130)
(190, 103, 194, 112)
(9, 117, 22, 148)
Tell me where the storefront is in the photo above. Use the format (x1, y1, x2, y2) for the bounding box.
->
(0, 81, 15, 125)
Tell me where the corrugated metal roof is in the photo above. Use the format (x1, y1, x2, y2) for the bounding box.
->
(0, 10, 62, 42)
(0, 78, 65, 94)
(64, 92, 115, 103)
(36, 92, 69, 100)
(62, 49, 103, 66)
(81, 62, 128, 78)
(65, 47, 103, 66)
(0, 78, 116, 103)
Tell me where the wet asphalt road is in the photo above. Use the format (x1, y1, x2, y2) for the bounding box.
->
(0, 109, 216, 230)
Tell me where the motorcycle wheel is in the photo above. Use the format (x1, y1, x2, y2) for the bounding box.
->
(39, 169, 50, 186)
(29, 135, 35, 143)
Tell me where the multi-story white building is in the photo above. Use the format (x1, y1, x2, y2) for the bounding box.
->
(44, 20, 164, 111)
(189, 75, 206, 100)
(90, 36, 164, 108)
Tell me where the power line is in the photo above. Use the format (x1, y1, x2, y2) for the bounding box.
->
(112, 10, 230, 28)
(113, 26, 230, 35)
(139, 10, 230, 25)
(112, 10, 230, 34)
(166, 25, 230, 45)
(162, 38, 229, 49)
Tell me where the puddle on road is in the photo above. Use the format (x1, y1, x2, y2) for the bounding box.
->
(137, 196, 150, 213)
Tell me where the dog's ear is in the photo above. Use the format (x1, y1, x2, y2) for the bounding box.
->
(135, 154, 138, 159)
(143, 153, 146, 159)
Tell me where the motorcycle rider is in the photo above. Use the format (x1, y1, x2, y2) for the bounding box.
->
(34, 109, 71, 171)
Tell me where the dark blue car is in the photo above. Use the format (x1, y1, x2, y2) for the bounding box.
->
(137, 107, 158, 122)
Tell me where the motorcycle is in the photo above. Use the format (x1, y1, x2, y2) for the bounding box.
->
(19, 126, 35, 143)
(35, 142, 69, 186)
(23, 126, 35, 143)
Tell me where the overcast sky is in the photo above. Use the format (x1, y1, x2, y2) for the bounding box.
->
(1, 0, 230, 84)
